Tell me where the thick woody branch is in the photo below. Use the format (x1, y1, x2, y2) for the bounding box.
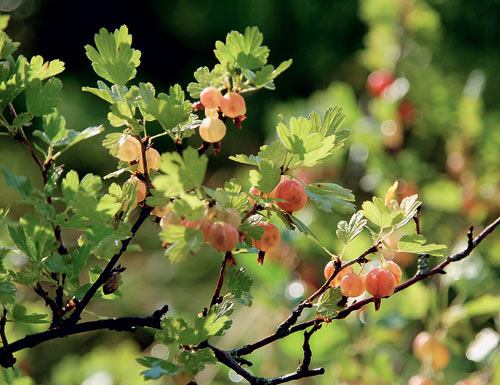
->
(0, 305, 169, 368)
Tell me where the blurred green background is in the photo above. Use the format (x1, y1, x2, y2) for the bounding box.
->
(1, 0, 499, 384)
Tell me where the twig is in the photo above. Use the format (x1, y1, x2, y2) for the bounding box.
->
(64, 206, 153, 326)
(233, 218, 499, 358)
(34, 283, 62, 328)
(209, 252, 232, 308)
(0, 305, 169, 368)
(0, 309, 15, 368)
(197, 141, 211, 156)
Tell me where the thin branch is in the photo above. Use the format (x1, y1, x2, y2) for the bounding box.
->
(209, 252, 232, 308)
(233, 217, 500, 358)
(0, 305, 169, 368)
(33, 283, 62, 328)
(64, 206, 153, 326)
(197, 141, 211, 156)
(0, 309, 15, 368)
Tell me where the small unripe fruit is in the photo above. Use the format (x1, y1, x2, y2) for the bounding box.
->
(386, 260, 402, 284)
(365, 268, 395, 297)
(408, 375, 436, 385)
(340, 273, 365, 297)
(159, 212, 181, 230)
(138, 147, 161, 173)
(200, 86, 223, 109)
(208, 222, 239, 252)
(199, 117, 227, 142)
(324, 260, 353, 288)
(252, 222, 281, 252)
(413, 332, 450, 370)
(117, 135, 141, 162)
(273, 177, 307, 213)
(367, 70, 394, 97)
(221, 92, 246, 118)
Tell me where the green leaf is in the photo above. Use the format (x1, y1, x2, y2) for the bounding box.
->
(144, 85, 192, 132)
(0, 28, 20, 59)
(102, 132, 123, 157)
(465, 295, 500, 317)
(136, 356, 181, 380)
(177, 348, 217, 375)
(316, 288, 343, 319)
(227, 267, 253, 306)
(398, 234, 447, 257)
(12, 112, 33, 128)
(252, 59, 292, 88)
(0, 275, 16, 305)
(82, 80, 114, 103)
(0, 56, 26, 110)
(187, 65, 225, 99)
(220, 179, 249, 212)
(25, 56, 65, 81)
(277, 117, 322, 156)
(228, 153, 259, 166)
(85, 25, 141, 86)
(154, 148, 208, 197)
(10, 304, 49, 324)
(156, 317, 189, 345)
(25, 78, 62, 116)
(171, 192, 204, 221)
(336, 211, 368, 244)
(361, 197, 403, 230)
(214, 26, 269, 70)
(248, 159, 281, 194)
(306, 183, 356, 215)
(178, 313, 230, 345)
(160, 225, 204, 263)
(2, 165, 32, 197)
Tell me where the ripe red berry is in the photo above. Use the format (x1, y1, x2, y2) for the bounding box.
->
(252, 222, 281, 252)
(340, 273, 365, 297)
(386, 260, 402, 284)
(208, 222, 239, 252)
(220, 92, 246, 118)
(367, 70, 394, 97)
(199, 117, 227, 142)
(217, 207, 241, 229)
(159, 212, 181, 230)
(323, 260, 353, 288)
(117, 135, 141, 162)
(272, 177, 307, 213)
(200, 86, 223, 109)
(365, 268, 395, 297)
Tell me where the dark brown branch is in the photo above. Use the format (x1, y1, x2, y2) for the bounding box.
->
(34, 283, 62, 328)
(64, 206, 153, 326)
(209, 252, 232, 308)
(0, 305, 169, 368)
(413, 205, 421, 234)
(233, 218, 500, 358)
(0, 309, 15, 368)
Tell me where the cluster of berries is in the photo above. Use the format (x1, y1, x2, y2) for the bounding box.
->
(199, 87, 246, 143)
(324, 258, 402, 298)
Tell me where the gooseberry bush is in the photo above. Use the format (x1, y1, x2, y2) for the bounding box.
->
(0, 16, 498, 385)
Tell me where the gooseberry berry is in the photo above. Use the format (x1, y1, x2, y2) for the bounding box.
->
(252, 222, 281, 252)
(340, 273, 365, 297)
(200, 86, 223, 109)
(160, 212, 181, 230)
(367, 70, 394, 97)
(386, 260, 402, 284)
(413, 332, 450, 370)
(138, 147, 161, 173)
(272, 177, 307, 213)
(208, 222, 239, 252)
(365, 268, 395, 297)
(117, 135, 141, 162)
(199, 117, 227, 143)
(220, 92, 246, 118)
(324, 260, 353, 288)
